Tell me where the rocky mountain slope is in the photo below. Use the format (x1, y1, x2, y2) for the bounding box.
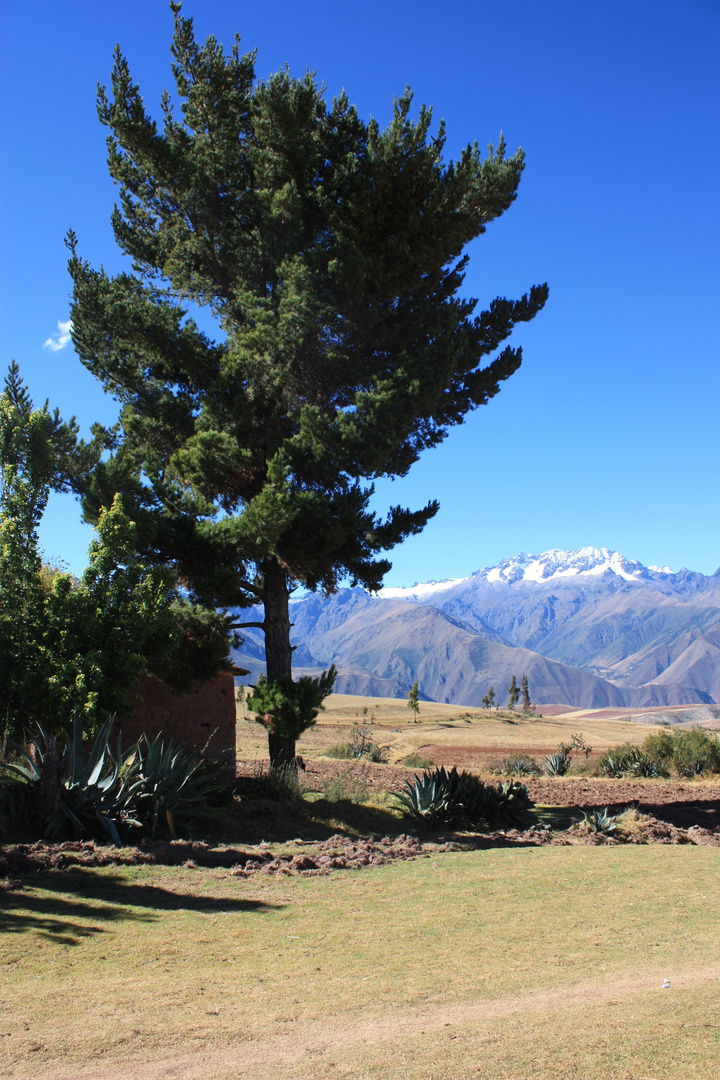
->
(232, 547, 720, 708)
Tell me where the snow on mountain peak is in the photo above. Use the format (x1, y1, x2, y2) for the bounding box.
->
(479, 547, 645, 584)
(477, 547, 677, 584)
(378, 548, 677, 599)
(379, 576, 467, 600)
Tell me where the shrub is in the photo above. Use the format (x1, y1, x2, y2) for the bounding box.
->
(642, 730, 676, 763)
(671, 729, 720, 777)
(320, 765, 371, 802)
(597, 743, 669, 779)
(544, 734, 592, 776)
(402, 751, 434, 770)
(324, 719, 389, 763)
(238, 761, 305, 802)
(495, 753, 539, 777)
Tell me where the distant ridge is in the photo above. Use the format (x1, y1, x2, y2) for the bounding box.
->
(232, 548, 720, 709)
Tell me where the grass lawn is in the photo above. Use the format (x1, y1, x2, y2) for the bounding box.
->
(1, 845, 719, 1079)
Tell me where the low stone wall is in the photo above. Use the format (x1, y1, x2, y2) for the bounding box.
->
(114, 671, 236, 762)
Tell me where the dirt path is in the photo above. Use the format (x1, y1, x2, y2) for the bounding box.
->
(37, 962, 720, 1080)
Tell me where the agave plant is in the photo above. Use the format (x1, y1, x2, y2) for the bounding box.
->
(2, 715, 229, 843)
(394, 766, 457, 827)
(582, 807, 617, 833)
(499, 754, 538, 777)
(50, 714, 144, 844)
(133, 733, 227, 838)
(544, 751, 571, 777)
(3, 714, 144, 844)
(598, 748, 631, 777)
(599, 744, 668, 779)
(488, 779, 535, 829)
(395, 767, 533, 831)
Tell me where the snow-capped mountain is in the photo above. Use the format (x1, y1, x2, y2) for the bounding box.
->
(233, 548, 720, 708)
(380, 547, 681, 595)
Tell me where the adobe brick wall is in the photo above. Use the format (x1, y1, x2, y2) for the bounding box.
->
(115, 670, 236, 762)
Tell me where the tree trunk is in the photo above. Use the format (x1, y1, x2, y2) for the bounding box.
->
(262, 555, 296, 769)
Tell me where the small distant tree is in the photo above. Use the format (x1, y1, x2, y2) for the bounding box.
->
(481, 684, 496, 710)
(407, 680, 420, 722)
(521, 674, 531, 714)
(507, 675, 519, 711)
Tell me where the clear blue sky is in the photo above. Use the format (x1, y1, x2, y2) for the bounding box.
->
(1, 0, 718, 584)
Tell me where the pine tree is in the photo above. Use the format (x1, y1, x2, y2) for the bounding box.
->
(66, 6, 548, 767)
(407, 680, 420, 721)
(507, 675, 519, 711)
(521, 674, 531, 714)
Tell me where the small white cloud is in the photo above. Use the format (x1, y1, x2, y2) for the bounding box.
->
(43, 319, 72, 352)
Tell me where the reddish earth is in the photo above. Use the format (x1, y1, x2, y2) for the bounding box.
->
(2, 760, 718, 889)
(238, 756, 720, 832)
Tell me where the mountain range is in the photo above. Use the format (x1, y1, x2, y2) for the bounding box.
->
(232, 547, 720, 708)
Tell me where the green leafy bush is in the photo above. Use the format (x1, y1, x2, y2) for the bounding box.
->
(249, 667, 336, 741)
(598, 743, 669, 779)
(401, 751, 434, 770)
(641, 730, 677, 763)
(671, 729, 720, 777)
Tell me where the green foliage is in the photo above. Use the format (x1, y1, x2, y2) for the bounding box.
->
(543, 733, 592, 776)
(1, 713, 229, 843)
(481, 686, 496, 710)
(249, 666, 337, 741)
(319, 765, 371, 803)
(597, 730, 720, 779)
(671, 729, 720, 778)
(394, 766, 534, 831)
(238, 762, 305, 803)
(521, 674, 531, 714)
(582, 807, 618, 833)
(132, 732, 228, 838)
(327, 719, 389, 763)
(0, 364, 69, 734)
(407, 681, 420, 719)
(0, 364, 234, 740)
(394, 766, 463, 828)
(495, 753, 539, 777)
(401, 751, 434, 770)
(544, 751, 571, 777)
(598, 743, 669, 779)
(641, 730, 677, 763)
(65, 8, 547, 768)
(507, 675, 519, 711)
(490, 779, 535, 829)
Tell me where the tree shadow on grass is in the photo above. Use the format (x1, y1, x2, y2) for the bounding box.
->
(0, 868, 278, 944)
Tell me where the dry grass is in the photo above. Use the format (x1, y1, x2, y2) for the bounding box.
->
(237, 692, 673, 767)
(2, 845, 719, 1079)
